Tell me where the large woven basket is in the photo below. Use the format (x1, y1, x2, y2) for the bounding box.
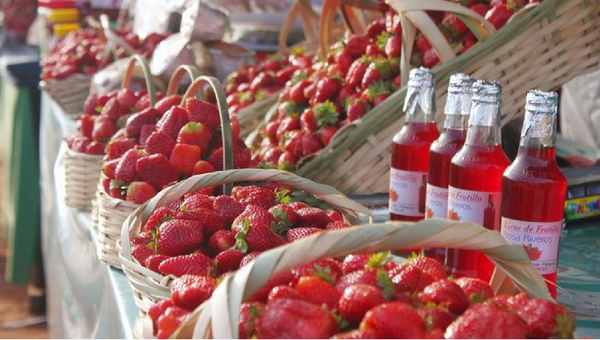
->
(291, 0, 600, 195)
(117, 169, 373, 315)
(62, 148, 104, 211)
(169, 218, 552, 339)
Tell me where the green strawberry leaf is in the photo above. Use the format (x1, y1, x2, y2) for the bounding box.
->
(314, 101, 339, 127)
(376, 31, 390, 51)
(249, 305, 261, 319)
(331, 308, 352, 333)
(291, 71, 308, 84)
(312, 264, 334, 286)
(235, 219, 250, 254)
(147, 241, 157, 251)
(366, 251, 390, 269)
(275, 188, 291, 205)
(95, 105, 102, 113)
(376, 269, 395, 301)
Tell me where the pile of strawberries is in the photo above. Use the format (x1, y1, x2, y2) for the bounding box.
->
(41, 27, 168, 81)
(237, 253, 575, 339)
(251, 0, 540, 170)
(129, 186, 353, 338)
(224, 50, 314, 114)
(0, 0, 36, 37)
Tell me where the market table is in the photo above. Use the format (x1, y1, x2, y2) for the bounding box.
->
(40, 93, 600, 338)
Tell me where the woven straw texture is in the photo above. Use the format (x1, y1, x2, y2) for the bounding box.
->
(62, 148, 104, 211)
(294, 0, 600, 195)
(117, 169, 373, 315)
(170, 219, 551, 339)
(40, 74, 93, 117)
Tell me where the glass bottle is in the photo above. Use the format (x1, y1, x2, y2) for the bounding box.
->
(500, 90, 567, 299)
(445, 80, 511, 282)
(390, 67, 440, 222)
(423, 73, 473, 263)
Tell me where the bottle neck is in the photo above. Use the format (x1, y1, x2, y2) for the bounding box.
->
(404, 85, 435, 124)
(443, 114, 469, 130)
(519, 109, 556, 148)
(465, 101, 502, 146)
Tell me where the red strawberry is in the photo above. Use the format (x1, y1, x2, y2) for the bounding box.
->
(177, 208, 226, 239)
(91, 116, 116, 142)
(78, 114, 96, 139)
(232, 186, 276, 210)
(136, 153, 179, 190)
(116, 88, 137, 112)
(314, 78, 342, 103)
(417, 306, 455, 332)
(155, 94, 182, 116)
(289, 79, 311, 103)
(454, 277, 494, 304)
(131, 238, 154, 264)
(186, 98, 221, 131)
(102, 159, 119, 178)
(423, 48, 440, 68)
(213, 195, 244, 225)
(300, 109, 318, 133)
(250, 72, 274, 93)
(115, 148, 147, 183)
(445, 303, 527, 338)
(291, 258, 343, 285)
(361, 64, 382, 89)
(268, 204, 298, 231)
(267, 285, 304, 304)
(516, 298, 575, 339)
(339, 284, 388, 324)
(207, 230, 236, 256)
(156, 306, 189, 339)
(485, 4, 513, 30)
(240, 251, 262, 268)
(336, 50, 354, 75)
(182, 193, 213, 210)
(144, 254, 169, 272)
(139, 124, 155, 147)
(276, 116, 301, 140)
(238, 302, 266, 339)
(154, 219, 204, 256)
(82, 93, 99, 115)
(214, 249, 244, 275)
(143, 206, 174, 232)
(319, 125, 338, 146)
(126, 181, 157, 204)
(326, 221, 351, 230)
(360, 302, 425, 338)
(255, 298, 338, 339)
(170, 274, 217, 310)
(415, 34, 432, 54)
(148, 299, 174, 327)
(342, 253, 371, 274)
(106, 138, 137, 160)
(391, 263, 435, 294)
(145, 131, 176, 158)
(102, 97, 124, 121)
(157, 106, 190, 140)
(385, 35, 401, 57)
(332, 329, 383, 339)
(286, 227, 321, 242)
(441, 14, 468, 40)
(347, 100, 368, 122)
(170, 143, 202, 176)
(158, 253, 213, 277)
(410, 256, 446, 280)
(345, 35, 370, 58)
(366, 19, 386, 39)
(336, 268, 382, 294)
(420, 279, 469, 315)
(296, 207, 333, 228)
(294, 276, 340, 310)
(346, 59, 368, 88)
(85, 141, 105, 155)
(134, 93, 152, 111)
(177, 122, 212, 152)
(192, 160, 216, 175)
(301, 132, 323, 156)
(327, 210, 343, 221)
(234, 217, 286, 253)
(125, 107, 157, 138)
(470, 3, 490, 17)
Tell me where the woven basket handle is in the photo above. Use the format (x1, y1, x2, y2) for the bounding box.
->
(166, 65, 201, 97)
(120, 168, 374, 261)
(100, 14, 138, 57)
(279, 0, 320, 54)
(185, 219, 551, 338)
(319, 0, 377, 55)
(181, 76, 234, 195)
(120, 54, 157, 107)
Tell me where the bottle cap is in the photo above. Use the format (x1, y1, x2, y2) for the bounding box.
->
(472, 80, 502, 103)
(407, 67, 435, 88)
(525, 89, 558, 114)
(48, 8, 79, 23)
(445, 73, 474, 116)
(521, 89, 558, 143)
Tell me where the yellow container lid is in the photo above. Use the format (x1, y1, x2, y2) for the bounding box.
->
(48, 8, 79, 24)
(54, 23, 80, 37)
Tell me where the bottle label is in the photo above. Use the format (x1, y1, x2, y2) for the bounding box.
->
(447, 187, 501, 230)
(425, 184, 448, 219)
(501, 218, 562, 275)
(389, 169, 427, 217)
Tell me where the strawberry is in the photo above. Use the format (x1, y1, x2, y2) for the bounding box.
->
(91, 116, 116, 142)
(192, 160, 216, 175)
(417, 306, 455, 332)
(143, 206, 174, 232)
(276, 116, 301, 140)
(361, 64, 382, 89)
(126, 181, 157, 204)
(177, 122, 212, 152)
(136, 153, 179, 190)
(289, 79, 311, 103)
(415, 34, 432, 54)
(319, 125, 338, 146)
(131, 238, 155, 264)
(485, 4, 513, 30)
(82, 93, 99, 115)
(78, 114, 96, 139)
(267, 285, 304, 304)
(332, 329, 383, 339)
(145, 131, 176, 158)
(214, 249, 244, 275)
(286, 227, 321, 242)
(139, 124, 155, 147)
(207, 146, 251, 171)
(516, 298, 575, 339)
(170, 274, 217, 310)
(155, 94, 182, 116)
(441, 14, 468, 40)
(454, 277, 494, 304)
(268, 204, 298, 231)
(262, 147, 283, 164)
(208, 230, 236, 256)
(339, 284, 388, 324)
(336, 50, 354, 76)
(239, 302, 266, 339)
(366, 19, 386, 39)
(365, 43, 385, 58)
(314, 78, 342, 103)
(144, 254, 169, 272)
(232, 186, 277, 210)
(347, 100, 368, 122)
(291, 258, 343, 284)
(102, 159, 119, 178)
(313, 101, 340, 128)
(264, 121, 280, 143)
(115, 148, 147, 184)
(391, 264, 435, 294)
(255, 298, 338, 339)
(385, 35, 401, 57)
(247, 269, 294, 302)
(296, 207, 333, 228)
(344, 35, 370, 58)
(409, 256, 446, 280)
(148, 299, 174, 328)
(170, 143, 202, 176)
(181, 193, 213, 211)
(125, 107, 157, 138)
(158, 253, 213, 277)
(250, 72, 274, 93)
(445, 303, 527, 338)
(342, 253, 375, 274)
(213, 195, 244, 225)
(102, 97, 124, 121)
(106, 138, 137, 160)
(360, 302, 425, 338)
(301, 132, 323, 156)
(156, 306, 189, 339)
(326, 221, 351, 230)
(84, 141, 104, 155)
(157, 106, 190, 139)
(235, 217, 287, 253)
(420, 279, 469, 315)
(423, 48, 440, 68)
(153, 219, 203, 256)
(295, 276, 340, 310)
(327, 210, 343, 221)
(336, 268, 391, 294)
(178, 208, 226, 239)
(300, 109, 318, 133)
(470, 3, 490, 17)
(116, 88, 137, 112)
(134, 93, 152, 111)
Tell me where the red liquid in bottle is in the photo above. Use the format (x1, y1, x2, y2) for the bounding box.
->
(501, 146, 566, 299)
(418, 175, 427, 214)
(390, 122, 440, 221)
(423, 128, 467, 262)
(446, 142, 510, 282)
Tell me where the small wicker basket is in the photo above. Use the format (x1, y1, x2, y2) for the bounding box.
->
(117, 168, 373, 315)
(40, 74, 94, 117)
(62, 148, 104, 211)
(169, 219, 552, 339)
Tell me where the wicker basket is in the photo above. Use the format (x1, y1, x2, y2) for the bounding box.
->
(40, 74, 94, 117)
(287, 0, 600, 195)
(62, 148, 104, 211)
(117, 169, 373, 315)
(169, 218, 552, 338)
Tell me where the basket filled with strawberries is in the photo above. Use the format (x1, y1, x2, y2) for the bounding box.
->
(95, 74, 249, 268)
(39, 21, 168, 116)
(117, 168, 373, 316)
(165, 219, 576, 339)
(248, 0, 600, 195)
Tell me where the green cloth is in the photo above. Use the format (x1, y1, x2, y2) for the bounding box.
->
(0, 77, 40, 285)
